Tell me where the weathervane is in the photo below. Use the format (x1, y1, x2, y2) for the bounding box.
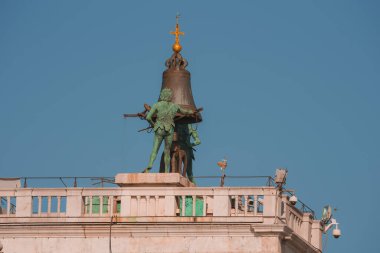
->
(217, 158, 228, 187)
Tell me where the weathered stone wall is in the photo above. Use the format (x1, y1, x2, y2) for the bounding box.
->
(0, 222, 319, 253)
(1, 236, 280, 253)
(0, 175, 322, 253)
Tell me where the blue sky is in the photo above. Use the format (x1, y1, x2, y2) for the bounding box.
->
(0, 1, 379, 252)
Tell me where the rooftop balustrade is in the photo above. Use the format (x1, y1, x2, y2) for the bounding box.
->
(0, 186, 321, 247)
(0, 175, 322, 251)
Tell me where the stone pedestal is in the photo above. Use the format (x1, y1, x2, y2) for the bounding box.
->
(114, 173, 195, 187)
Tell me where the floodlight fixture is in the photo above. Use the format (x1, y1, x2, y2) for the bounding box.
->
(275, 168, 288, 189)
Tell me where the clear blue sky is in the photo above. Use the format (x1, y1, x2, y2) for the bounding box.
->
(1, 1, 379, 252)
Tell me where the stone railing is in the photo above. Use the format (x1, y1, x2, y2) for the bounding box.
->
(0, 195, 16, 216)
(286, 203, 304, 234)
(0, 186, 322, 250)
(279, 196, 321, 249)
(0, 187, 276, 220)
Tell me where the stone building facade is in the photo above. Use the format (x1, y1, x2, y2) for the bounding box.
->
(0, 174, 322, 253)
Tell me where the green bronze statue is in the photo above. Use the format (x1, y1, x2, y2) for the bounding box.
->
(159, 123, 201, 183)
(176, 124, 201, 183)
(143, 88, 194, 173)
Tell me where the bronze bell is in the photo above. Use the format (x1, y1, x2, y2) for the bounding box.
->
(160, 52, 202, 124)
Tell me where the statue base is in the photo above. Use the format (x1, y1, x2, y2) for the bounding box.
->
(114, 173, 195, 187)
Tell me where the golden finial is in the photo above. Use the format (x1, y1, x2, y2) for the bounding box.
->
(170, 13, 185, 53)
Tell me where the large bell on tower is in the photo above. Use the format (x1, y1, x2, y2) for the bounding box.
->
(159, 17, 202, 124)
(160, 53, 202, 124)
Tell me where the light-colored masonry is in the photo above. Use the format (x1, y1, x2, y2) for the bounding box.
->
(0, 174, 322, 253)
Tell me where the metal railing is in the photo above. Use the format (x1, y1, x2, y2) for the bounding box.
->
(19, 177, 115, 188)
(285, 190, 315, 217)
(17, 175, 275, 188)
